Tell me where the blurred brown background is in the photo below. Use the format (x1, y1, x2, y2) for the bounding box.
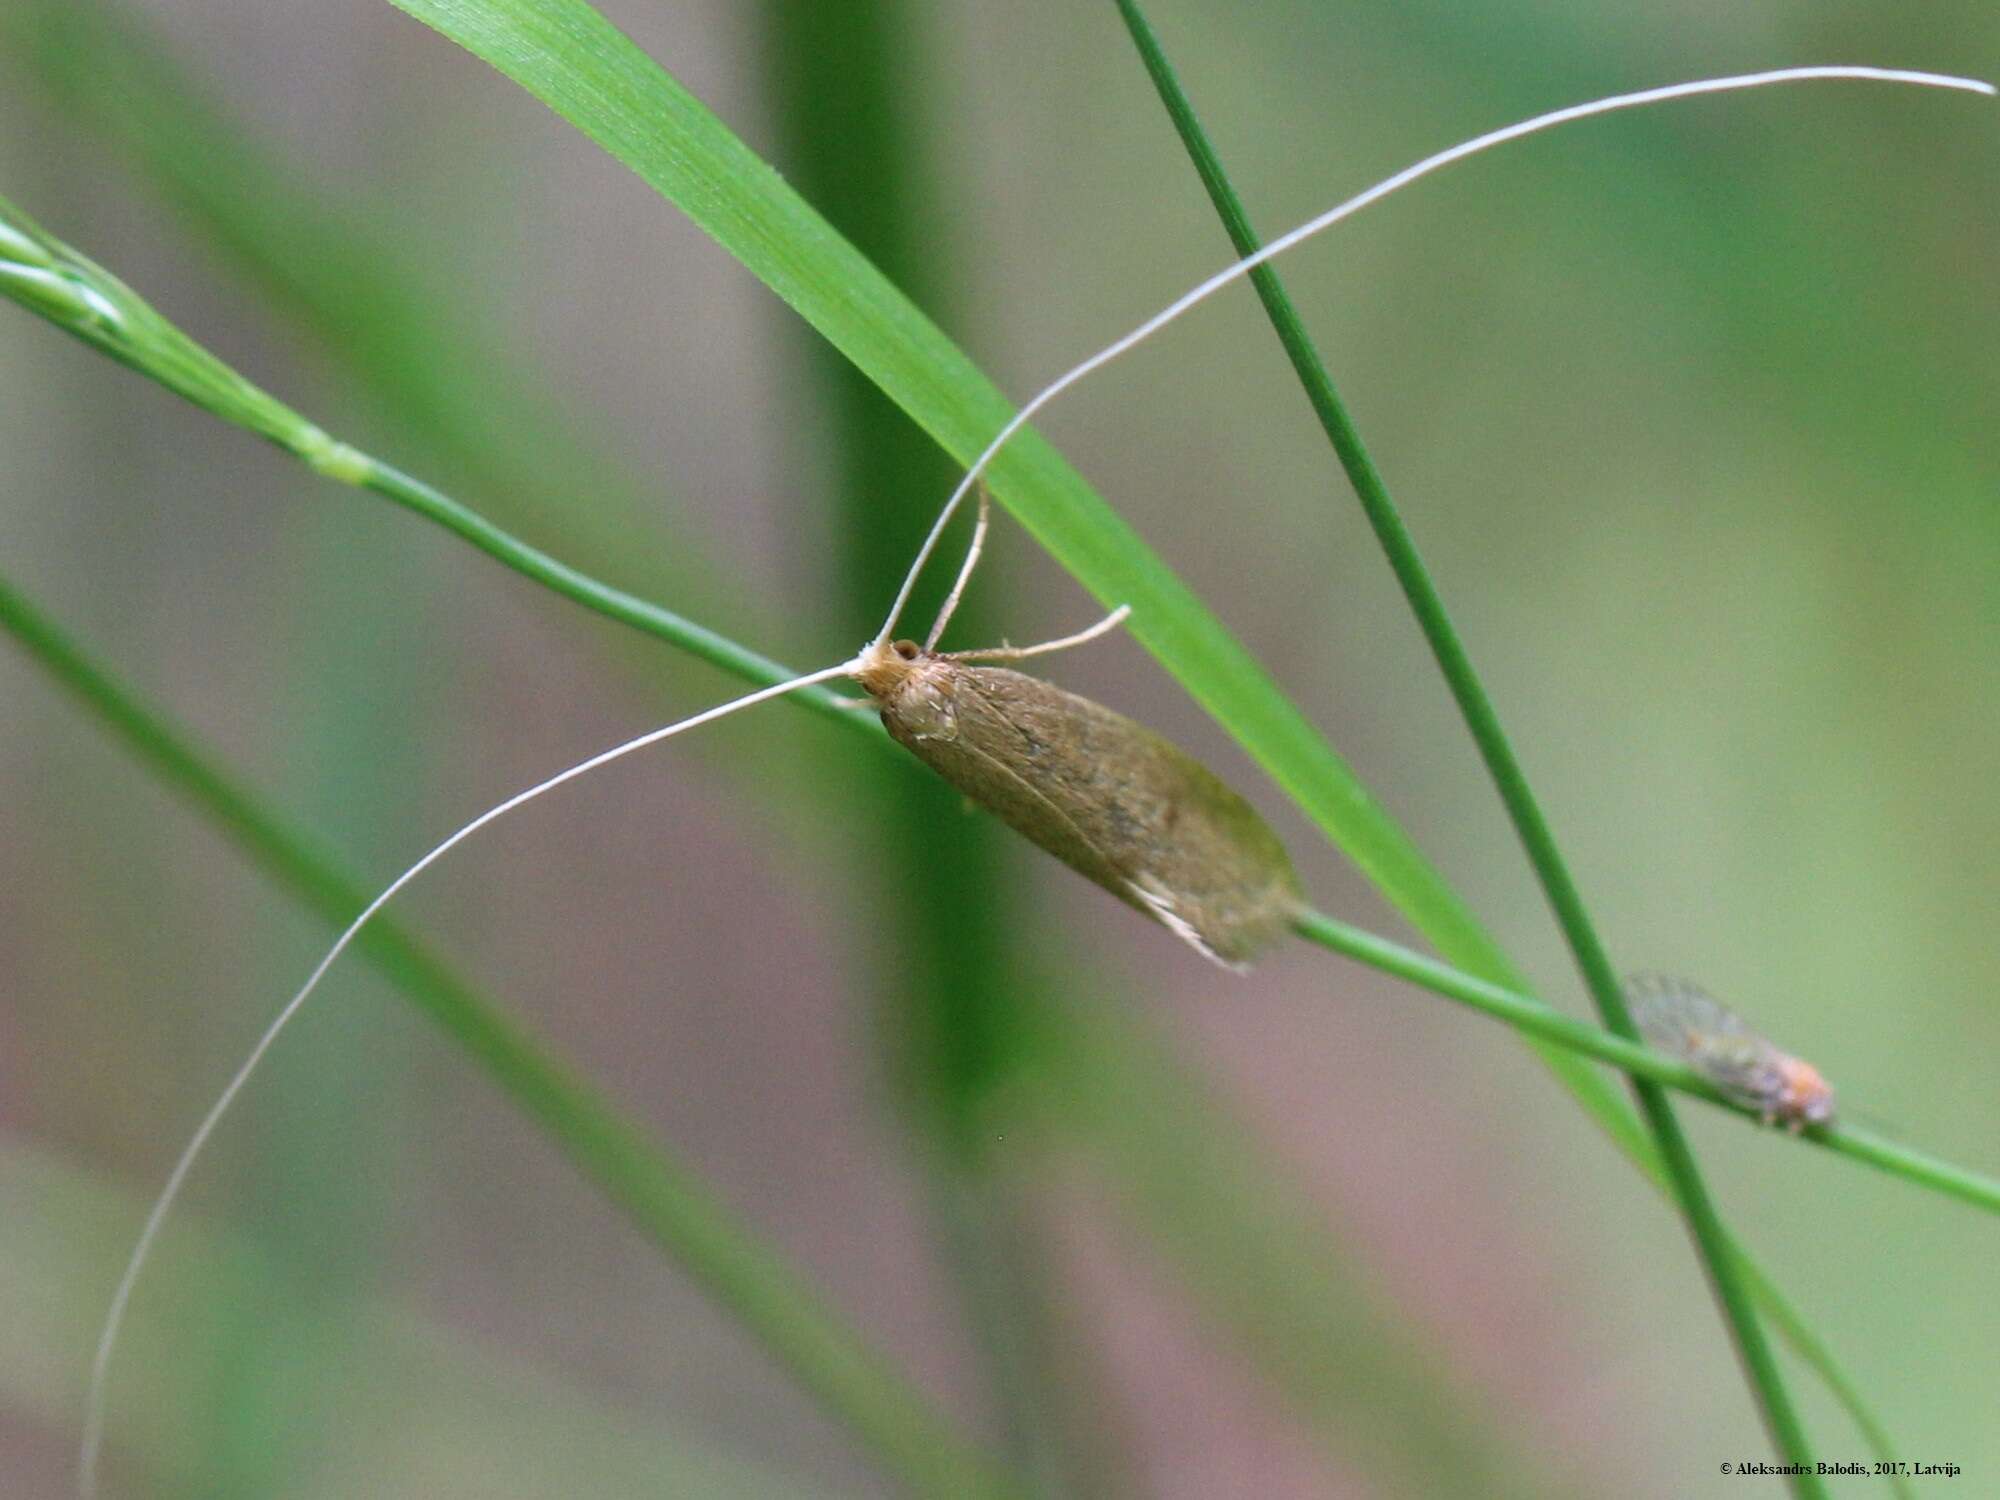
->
(1, 1, 1995, 1495)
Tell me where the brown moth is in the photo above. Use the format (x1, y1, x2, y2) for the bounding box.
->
(854, 636, 1302, 968)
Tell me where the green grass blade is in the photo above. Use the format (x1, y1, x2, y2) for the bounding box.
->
(1105, 0, 1825, 1478)
(0, 573, 1015, 1499)
(373, 0, 1660, 1172)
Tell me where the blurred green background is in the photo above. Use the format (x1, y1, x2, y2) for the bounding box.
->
(1, 1, 1994, 1495)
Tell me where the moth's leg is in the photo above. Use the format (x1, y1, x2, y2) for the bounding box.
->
(922, 483, 993, 650)
(946, 604, 1133, 665)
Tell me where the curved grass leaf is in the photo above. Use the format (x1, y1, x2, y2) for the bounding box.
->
(371, 0, 1658, 1167)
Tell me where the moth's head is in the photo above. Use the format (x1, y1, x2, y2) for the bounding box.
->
(853, 638, 962, 740)
(855, 636, 957, 698)
(1773, 1056, 1836, 1130)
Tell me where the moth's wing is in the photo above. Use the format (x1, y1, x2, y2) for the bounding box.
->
(1626, 976, 1744, 1050)
(1624, 976, 1783, 1111)
(959, 669, 1300, 964)
(1687, 1034, 1789, 1114)
(913, 706, 1136, 896)
(891, 688, 1240, 967)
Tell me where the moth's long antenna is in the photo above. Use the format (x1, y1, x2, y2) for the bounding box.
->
(78, 657, 859, 1500)
(922, 484, 991, 650)
(872, 65, 1992, 647)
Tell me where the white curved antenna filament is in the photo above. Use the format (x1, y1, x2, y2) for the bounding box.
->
(873, 65, 1993, 644)
(78, 658, 858, 1498)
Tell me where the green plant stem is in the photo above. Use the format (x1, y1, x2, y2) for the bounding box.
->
(1291, 910, 2000, 1217)
(1108, 1, 1821, 1483)
(0, 573, 1013, 1500)
(356, 456, 866, 724)
(0, 189, 865, 731)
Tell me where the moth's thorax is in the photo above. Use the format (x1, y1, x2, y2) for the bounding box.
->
(854, 639, 961, 740)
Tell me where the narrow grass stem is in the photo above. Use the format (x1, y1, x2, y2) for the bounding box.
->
(0, 191, 866, 733)
(1110, 2, 1822, 1481)
(0, 575, 1013, 1500)
(357, 458, 866, 724)
(1290, 909, 2000, 1217)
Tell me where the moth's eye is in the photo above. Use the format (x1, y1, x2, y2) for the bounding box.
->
(892, 639, 921, 661)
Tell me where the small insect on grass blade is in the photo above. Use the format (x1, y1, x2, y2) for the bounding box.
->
(1625, 975, 1836, 1131)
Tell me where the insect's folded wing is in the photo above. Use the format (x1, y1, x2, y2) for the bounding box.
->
(965, 670, 1301, 965)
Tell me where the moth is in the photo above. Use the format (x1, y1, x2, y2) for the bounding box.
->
(853, 489, 1302, 969)
(856, 636, 1302, 968)
(1624, 974, 1835, 1130)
